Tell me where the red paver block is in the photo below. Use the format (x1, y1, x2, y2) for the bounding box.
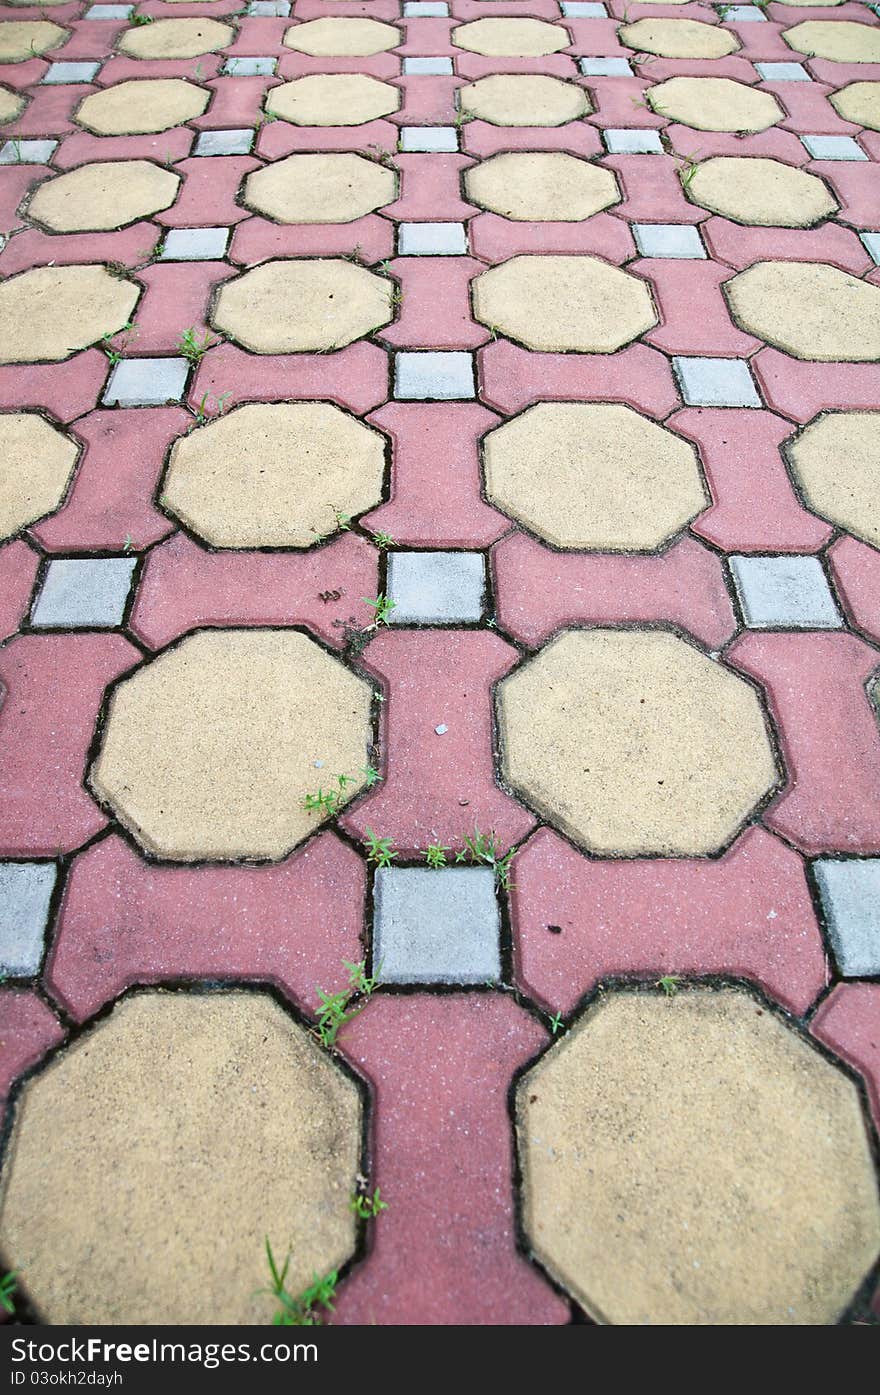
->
(0, 634, 138, 857)
(550, 16, 620, 54)
(397, 18, 456, 56)
(190, 77, 276, 129)
(812, 983, 880, 1130)
(334, 993, 569, 1326)
(0, 166, 51, 235)
(807, 60, 880, 87)
(463, 122, 604, 160)
(363, 402, 509, 548)
(45, 830, 365, 1023)
(30, 407, 187, 554)
(53, 128, 194, 168)
(293, 0, 402, 18)
(130, 531, 380, 651)
(9, 86, 82, 137)
(59, 20, 126, 58)
(636, 57, 760, 82)
(492, 531, 737, 650)
(773, 82, 861, 137)
(256, 117, 399, 156)
(128, 262, 235, 354)
(601, 152, 706, 223)
(0, 224, 158, 276)
(664, 124, 809, 164)
(702, 216, 871, 275)
(725, 21, 797, 63)
(730, 631, 880, 856)
(276, 54, 400, 80)
(452, 0, 562, 17)
(0, 541, 40, 642)
(828, 536, 880, 645)
(225, 16, 291, 53)
(97, 57, 223, 86)
(639, 259, 761, 356)
(391, 76, 461, 126)
(0, 990, 64, 1125)
(511, 825, 828, 1017)
(384, 153, 478, 222)
(190, 341, 389, 416)
(469, 210, 634, 265)
(380, 256, 488, 349)
(583, 76, 666, 130)
(479, 339, 680, 418)
(811, 161, 879, 229)
(341, 629, 536, 855)
(0, 61, 50, 93)
(0, 352, 107, 424)
(673, 407, 832, 553)
(230, 214, 394, 267)
(455, 55, 578, 79)
(154, 156, 260, 227)
(753, 348, 880, 423)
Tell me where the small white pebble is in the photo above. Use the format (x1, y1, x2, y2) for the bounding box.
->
(435, 724, 448, 735)
(314, 759, 324, 768)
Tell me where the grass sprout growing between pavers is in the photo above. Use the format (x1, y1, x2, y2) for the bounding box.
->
(176, 327, 219, 364)
(349, 1186, 388, 1220)
(0, 1271, 17, 1315)
(314, 958, 382, 1049)
(260, 1240, 338, 1327)
(303, 765, 381, 819)
(456, 828, 516, 890)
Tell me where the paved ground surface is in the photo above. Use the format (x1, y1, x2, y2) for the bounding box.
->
(0, 0, 879, 1328)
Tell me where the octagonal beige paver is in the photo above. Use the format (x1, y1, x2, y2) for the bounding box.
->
(452, 19, 571, 57)
(786, 412, 880, 549)
(244, 153, 396, 224)
(465, 153, 619, 222)
(784, 20, 880, 63)
(266, 74, 400, 126)
(75, 78, 210, 135)
(619, 18, 739, 59)
(0, 991, 362, 1324)
(0, 20, 66, 62)
(483, 404, 707, 550)
(685, 157, 837, 227)
(90, 629, 373, 860)
(774, 0, 846, 6)
(726, 261, 880, 361)
(0, 265, 139, 365)
(473, 255, 656, 353)
(162, 402, 386, 548)
(283, 18, 401, 56)
(517, 986, 880, 1325)
(498, 629, 777, 855)
(458, 74, 589, 127)
(0, 87, 24, 126)
(27, 161, 180, 233)
(0, 412, 79, 542)
(648, 77, 783, 133)
(118, 17, 233, 60)
(830, 81, 880, 131)
(213, 259, 392, 352)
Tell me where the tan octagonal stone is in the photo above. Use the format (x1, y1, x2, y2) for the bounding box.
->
(213, 259, 392, 353)
(517, 987, 880, 1325)
(830, 82, 880, 131)
(76, 79, 210, 136)
(498, 629, 776, 855)
(0, 265, 139, 365)
(784, 20, 880, 63)
(0, 20, 66, 62)
(686, 157, 836, 227)
(648, 77, 782, 132)
(465, 153, 619, 222)
(283, 18, 401, 57)
(0, 991, 362, 1324)
(0, 412, 78, 541)
(90, 629, 373, 861)
(619, 18, 739, 59)
(458, 74, 589, 127)
(726, 261, 880, 361)
(118, 17, 233, 60)
(473, 255, 656, 353)
(162, 402, 385, 548)
(452, 19, 571, 57)
(244, 153, 395, 224)
(483, 403, 707, 550)
(786, 412, 880, 549)
(0, 87, 25, 126)
(266, 74, 400, 126)
(27, 160, 180, 233)
(774, 0, 846, 6)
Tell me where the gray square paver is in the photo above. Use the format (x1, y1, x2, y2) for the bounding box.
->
(394, 351, 475, 400)
(42, 62, 101, 85)
(729, 555, 842, 629)
(373, 866, 501, 984)
(103, 357, 189, 407)
(801, 134, 867, 161)
(404, 2, 449, 14)
(633, 223, 706, 258)
(755, 62, 811, 82)
(388, 551, 485, 623)
(398, 221, 467, 255)
(31, 558, 137, 629)
(0, 863, 57, 977)
(562, 3, 607, 15)
(161, 227, 230, 261)
(723, 6, 767, 19)
(604, 129, 663, 154)
(194, 129, 254, 157)
(247, 1, 290, 13)
(400, 127, 458, 153)
(579, 57, 633, 76)
(85, 4, 134, 17)
(860, 231, 880, 264)
(0, 140, 57, 165)
(673, 356, 761, 408)
(403, 57, 454, 75)
(223, 57, 276, 77)
(813, 859, 880, 975)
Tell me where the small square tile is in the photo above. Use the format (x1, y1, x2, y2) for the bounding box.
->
(673, 356, 761, 408)
(579, 57, 633, 76)
(42, 62, 101, 85)
(400, 126, 458, 153)
(633, 223, 705, 259)
(0, 862, 57, 977)
(85, 4, 134, 17)
(404, 2, 449, 14)
(729, 555, 841, 629)
(604, 128, 663, 154)
(31, 557, 137, 629)
(403, 57, 454, 75)
(394, 351, 475, 400)
(756, 62, 811, 82)
(801, 133, 867, 161)
(194, 128, 254, 157)
(0, 139, 57, 165)
(722, 5, 767, 20)
(223, 57, 276, 77)
(247, 1, 290, 13)
(388, 551, 485, 623)
(562, 2, 607, 14)
(813, 859, 880, 976)
(398, 221, 467, 255)
(860, 231, 880, 265)
(373, 866, 501, 984)
(103, 357, 189, 407)
(161, 226, 230, 260)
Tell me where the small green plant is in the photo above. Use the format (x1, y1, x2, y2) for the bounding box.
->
(363, 826, 396, 869)
(332, 507, 352, 531)
(130, 12, 154, 24)
(192, 62, 205, 80)
(362, 144, 396, 168)
(314, 958, 381, 1048)
(261, 1241, 337, 1326)
(303, 772, 355, 819)
(193, 390, 232, 425)
(678, 154, 702, 191)
(0, 1271, 17, 1315)
(349, 1186, 388, 1220)
(122, 535, 134, 554)
(453, 109, 474, 129)
(342, 244, 364, 264)
(657, 974, 682, 998)
(101, 320, 136, 366)
(362, 763, 381, 787)
(548, 1011, 564, 1036)
(370, 531, 395, 548)
(456, 828, 515, 890)
(424, 839, 449, 870)
(361, 593, 396, 627)
(177, 327, 219, 364)
(386, 284, 404, 308)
